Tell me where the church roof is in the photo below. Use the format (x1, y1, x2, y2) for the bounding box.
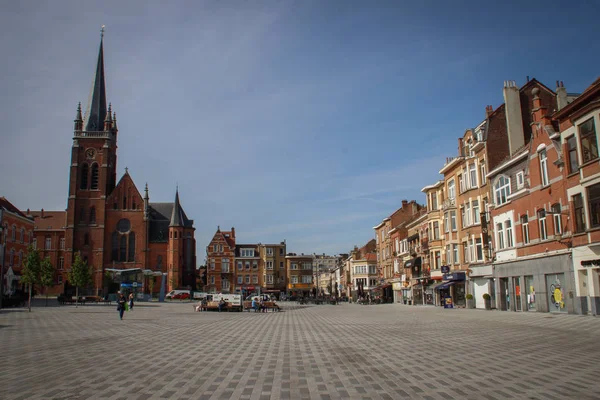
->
(148, 199, 193, 243)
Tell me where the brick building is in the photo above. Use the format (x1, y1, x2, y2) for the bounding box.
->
(286, 254, 314, 297)
(488, 80, 575, 313)
(554, 77, 600, 315)
(0, 197, 35, 296)
(24, 33, 196, 296)
(205, 227, 236, 293)
(347, 240, 377, 301)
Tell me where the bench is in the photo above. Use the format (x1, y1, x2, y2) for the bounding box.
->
(243, 301, 280, 312)
(195, 301, 241, 312)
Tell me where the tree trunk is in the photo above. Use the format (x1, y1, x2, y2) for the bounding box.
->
(75, 286, 79, 308)
(28, 283, 32, 312)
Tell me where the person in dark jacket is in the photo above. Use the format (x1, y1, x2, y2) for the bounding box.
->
(117, 292, 126, 320)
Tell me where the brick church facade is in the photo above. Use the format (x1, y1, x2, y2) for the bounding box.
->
(25, 33, 196, 296)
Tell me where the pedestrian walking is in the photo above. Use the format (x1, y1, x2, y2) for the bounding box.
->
(252, 297, 258, 312)
(117, 292, 126, 320)
(218, 298, 226, 312)
(128, 292, 134, 311)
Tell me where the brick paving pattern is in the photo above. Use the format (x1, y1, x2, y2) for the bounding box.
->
(0, 302, 599, 400)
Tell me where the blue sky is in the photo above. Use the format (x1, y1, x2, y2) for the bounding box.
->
(1, 1, 599, 258)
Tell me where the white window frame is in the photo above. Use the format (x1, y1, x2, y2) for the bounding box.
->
(448, 179, 456, 199)
(521, 215, 530, 244)
(453, 244, 459, 265)
(494, 175, 511, 206)
(266, 274, 274, 284)
(267, 248, 273, 255)
(291, 275, 298, 284)
(222, 258, 230, 273)
(516, 171, 525, 190)
(539, 149, 549, 187)
(237, 275, 243, 284)
(505, 219, 513, 248)
(245, 275, 251, 284)
(59, 257, 64, 270)
(496, 222, 505, 250)
(475, 238, 483, 261)
(252, 275, 258, 284)
(451, 211, 457, 231)
(472, 200, 480, 225)
(266, 261, 273, 270)
(45, 237, 51, 250)
(469, 163, 477, 188)
(552, 204, 562, 235)
(480, 163, 487, 185)
(538, 210, 547, 241)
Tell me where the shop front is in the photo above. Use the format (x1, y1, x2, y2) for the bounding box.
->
(469, 265, 494, 309)
(573, 246, 600, 316)
(390, 279, 403, 303)
(440, 271, 466, 307)
(493, 253, 575, 313)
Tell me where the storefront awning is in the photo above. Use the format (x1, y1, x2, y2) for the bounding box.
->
(404, 257, 422, 269)
(434, 281, 455, 291)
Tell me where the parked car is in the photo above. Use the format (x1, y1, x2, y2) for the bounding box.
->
(166, 290, 191, 300)
(245, 294, 275, 302)
(173, 292, 190, 300)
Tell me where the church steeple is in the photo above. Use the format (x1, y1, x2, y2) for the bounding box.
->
(84, 26, 108, 132)
(169, 187, 183, 227)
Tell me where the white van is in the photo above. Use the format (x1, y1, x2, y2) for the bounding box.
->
(206, 294, 243, 310)
(245, 294, 275, 302)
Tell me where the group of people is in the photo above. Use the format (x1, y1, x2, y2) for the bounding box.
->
(251, 297, 269, 312)
(117, 292, 135, 320)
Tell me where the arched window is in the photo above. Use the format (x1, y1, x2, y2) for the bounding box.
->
(84, 233, 89, 246)
(111, 232, 118, 261)
(128, 232, 135, 262)
(174, 231, 178, 239)
(132, 200, 137, 210)
(90, 163, 99, 190)
(123, 196, 127, 210)
(80, 164, 89, 190)
(9, 249, 14, 265)
(20, 228, 24, 243)
(11, 225, 16, 241)
(18, 250, 23, 266)
(32, 237, 37, 250)
(80, 207, 85, 224)
(119, 235, 127, 262)
(89, 207, 96, 224)
(494, 175, 511, 206)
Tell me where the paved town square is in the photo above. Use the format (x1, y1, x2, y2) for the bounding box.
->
(0, 302, 599, 400)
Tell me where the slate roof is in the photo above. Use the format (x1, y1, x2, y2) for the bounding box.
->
(83, 35, 107, 132)
(27, 211, 66, 230)
(148, 201, 193, 243)
(0, 197, 30, 219)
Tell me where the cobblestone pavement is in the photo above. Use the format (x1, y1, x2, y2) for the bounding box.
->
(1, 301, 599, 400)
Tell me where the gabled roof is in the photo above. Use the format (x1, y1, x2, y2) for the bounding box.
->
(0, 197, 30, 219)
(106, 171, 143, 205)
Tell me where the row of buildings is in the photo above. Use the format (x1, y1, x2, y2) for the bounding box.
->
(203, 227, 344, 298)
(337, 77, 600, 315)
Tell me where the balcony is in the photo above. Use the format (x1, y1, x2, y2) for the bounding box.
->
(442, 198, 456, 210)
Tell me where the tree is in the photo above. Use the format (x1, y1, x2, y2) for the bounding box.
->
(21, 245, 41, 312)
(68, 252, 92, 308)
(39, 257, 54, 307)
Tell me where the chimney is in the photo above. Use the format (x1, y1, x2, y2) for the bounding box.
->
(556, 80, 568, 111)
(26, 208, 30, 215)
(231, 227, 235, 238)
(402, 199, 408, 208)
(486, 105, 494, 117)
(503, 80, 525, 155)
(41, 208, 44, 218)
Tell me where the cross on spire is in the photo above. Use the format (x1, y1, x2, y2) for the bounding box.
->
(101, 25, 105, 38)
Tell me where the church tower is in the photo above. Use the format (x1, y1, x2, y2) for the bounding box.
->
(167, 188, 185, 291)
(64, 27, 118, 294)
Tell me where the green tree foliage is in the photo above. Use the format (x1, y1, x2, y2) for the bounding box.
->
(39, 257, 55, 307)
(21, 245, 41, 312)
(67, 252, 92, 308)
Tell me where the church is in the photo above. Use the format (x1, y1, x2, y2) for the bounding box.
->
(26, 31, 197, 296)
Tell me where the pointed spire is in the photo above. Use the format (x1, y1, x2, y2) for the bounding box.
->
(144, 182, 149, 200)
(143, 182, 149, 221)
(169, 187, 183, 227)
(74, 102, 83, 130)
(112, 111, 117, 131)
(84, 26, 108, 131)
